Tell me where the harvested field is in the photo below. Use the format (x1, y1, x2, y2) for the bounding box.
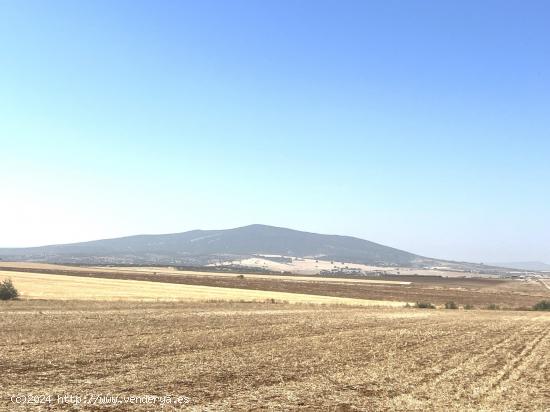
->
(211, 256, 505, 277)
(1, 262, 548, 308)
(0, 262, 411, 285)
(0, 271, 405, 306)
(1, 300, 549, 411)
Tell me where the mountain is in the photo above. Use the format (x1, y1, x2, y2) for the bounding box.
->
(489, 261, 550, 272)
(0, 224, 434, 266)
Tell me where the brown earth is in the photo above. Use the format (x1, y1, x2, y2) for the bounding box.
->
(1, 300, 549, 411)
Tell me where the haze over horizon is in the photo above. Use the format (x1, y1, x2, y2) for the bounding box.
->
(1, 1, 549, 263)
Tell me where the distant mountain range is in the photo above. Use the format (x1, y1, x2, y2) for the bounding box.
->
(489, 261, 550, 272)
(0, 224, 507, 271)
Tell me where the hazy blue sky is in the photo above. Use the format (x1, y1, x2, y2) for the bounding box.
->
(1, 0, 549, 263)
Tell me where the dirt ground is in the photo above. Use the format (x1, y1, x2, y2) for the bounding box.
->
(1, 300, 549, 411)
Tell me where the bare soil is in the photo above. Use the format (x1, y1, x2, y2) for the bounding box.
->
(1, 300, 549, 411)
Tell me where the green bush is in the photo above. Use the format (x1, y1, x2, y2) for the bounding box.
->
(0, 278, 19, 300)
(487, 303, 500, 310)
(533, 300, 550, 311)
(415, 302, 435, 309)
(444, 301, 458, 309)
(463, 304, 474, 310)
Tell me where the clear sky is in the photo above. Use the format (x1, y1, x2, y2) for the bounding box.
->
(1, 0, 549, 263)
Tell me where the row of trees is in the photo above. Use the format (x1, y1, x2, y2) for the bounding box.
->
(411, 299, 550, 311)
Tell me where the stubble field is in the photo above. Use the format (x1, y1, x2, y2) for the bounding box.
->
(2, 300, 549, 411)
(0, 270, 405, 307)
(2, 262, 549, 308)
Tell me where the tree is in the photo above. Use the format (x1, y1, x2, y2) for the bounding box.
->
(0, 278, 19, 300)
(415, 302, 435, 309)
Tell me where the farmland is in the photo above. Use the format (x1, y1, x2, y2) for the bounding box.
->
(1, 262, 549, 308)
(1, 262, 549, 410)
(1, 300, 549, 411)
(0, 270, 404, 306)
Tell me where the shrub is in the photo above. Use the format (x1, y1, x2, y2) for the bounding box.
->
(0, 278, 19, 300)
(487, 303, 500, 310)
(415, 302, 435, 309)
(236, 274, 245, 279)
(444, 301, 458, 309)
(464, 304, 474, 310)
(533, 300, 550, 311)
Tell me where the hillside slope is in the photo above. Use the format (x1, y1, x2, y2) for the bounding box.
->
(0, 224, 428, 266)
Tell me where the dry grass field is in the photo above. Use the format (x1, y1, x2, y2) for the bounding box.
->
(1, 262, 548, 308)
(1, 300, 549, 411)
(0, 270, 405, 306)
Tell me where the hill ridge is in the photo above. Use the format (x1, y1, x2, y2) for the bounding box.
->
(0, 224, 430, 267)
